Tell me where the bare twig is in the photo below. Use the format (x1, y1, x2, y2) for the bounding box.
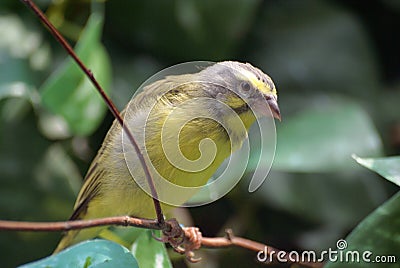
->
(0, 219, 322, 268)
(202, 229, 324, 268)
(0, 217, 159, 232)
(20, 0, 165, 227)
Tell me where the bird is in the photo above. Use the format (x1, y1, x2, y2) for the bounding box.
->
(54, 61, 280, 253)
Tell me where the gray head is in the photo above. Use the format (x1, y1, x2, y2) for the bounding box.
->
(198, 61, 280, 120)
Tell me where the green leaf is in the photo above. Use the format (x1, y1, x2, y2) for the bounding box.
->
(353, 155, 400, 187)
(273, 98, 383, 172)
(131, 230, 172, 268)
(40, 13, 111, 136)
(325, 191, 400, 268)
(18, 240, 138, 268)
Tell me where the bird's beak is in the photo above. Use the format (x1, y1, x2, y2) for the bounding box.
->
(266, 96, 281, 121)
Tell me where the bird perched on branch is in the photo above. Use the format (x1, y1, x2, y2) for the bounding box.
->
(54, 61, 280, 253)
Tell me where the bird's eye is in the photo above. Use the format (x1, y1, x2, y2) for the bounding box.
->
(241, 82, 251, 91)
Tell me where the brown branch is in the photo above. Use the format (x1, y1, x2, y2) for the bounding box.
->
(0, 219, 323, 268)
(201, 229, 324, 268)
(20, 0, 165, 226)
(0, 217, 159, 232)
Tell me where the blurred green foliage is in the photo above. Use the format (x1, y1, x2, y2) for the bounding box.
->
(0, 0, 399, 267)
(40, 13, 111, 136)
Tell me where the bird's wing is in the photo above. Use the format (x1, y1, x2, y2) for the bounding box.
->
(69, 145, 109, 220)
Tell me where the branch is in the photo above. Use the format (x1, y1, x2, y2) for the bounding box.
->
(0, 217, 159, 232)
(20, 0, 165, 226)
(201, 229, 324, 268)
(0, 218, 323, 268)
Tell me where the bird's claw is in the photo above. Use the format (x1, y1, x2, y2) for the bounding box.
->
(180, 227, 203, 263)
(154, 220, 203, 263)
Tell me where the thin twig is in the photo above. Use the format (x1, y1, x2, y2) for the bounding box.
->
(0, 217, 159, 232)
(201, 229, 324, 268)
(0, 219, 322, 268)
(20, 0, 165, 226)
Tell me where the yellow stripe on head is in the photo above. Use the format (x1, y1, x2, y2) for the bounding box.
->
(241, 68, 277, 97)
